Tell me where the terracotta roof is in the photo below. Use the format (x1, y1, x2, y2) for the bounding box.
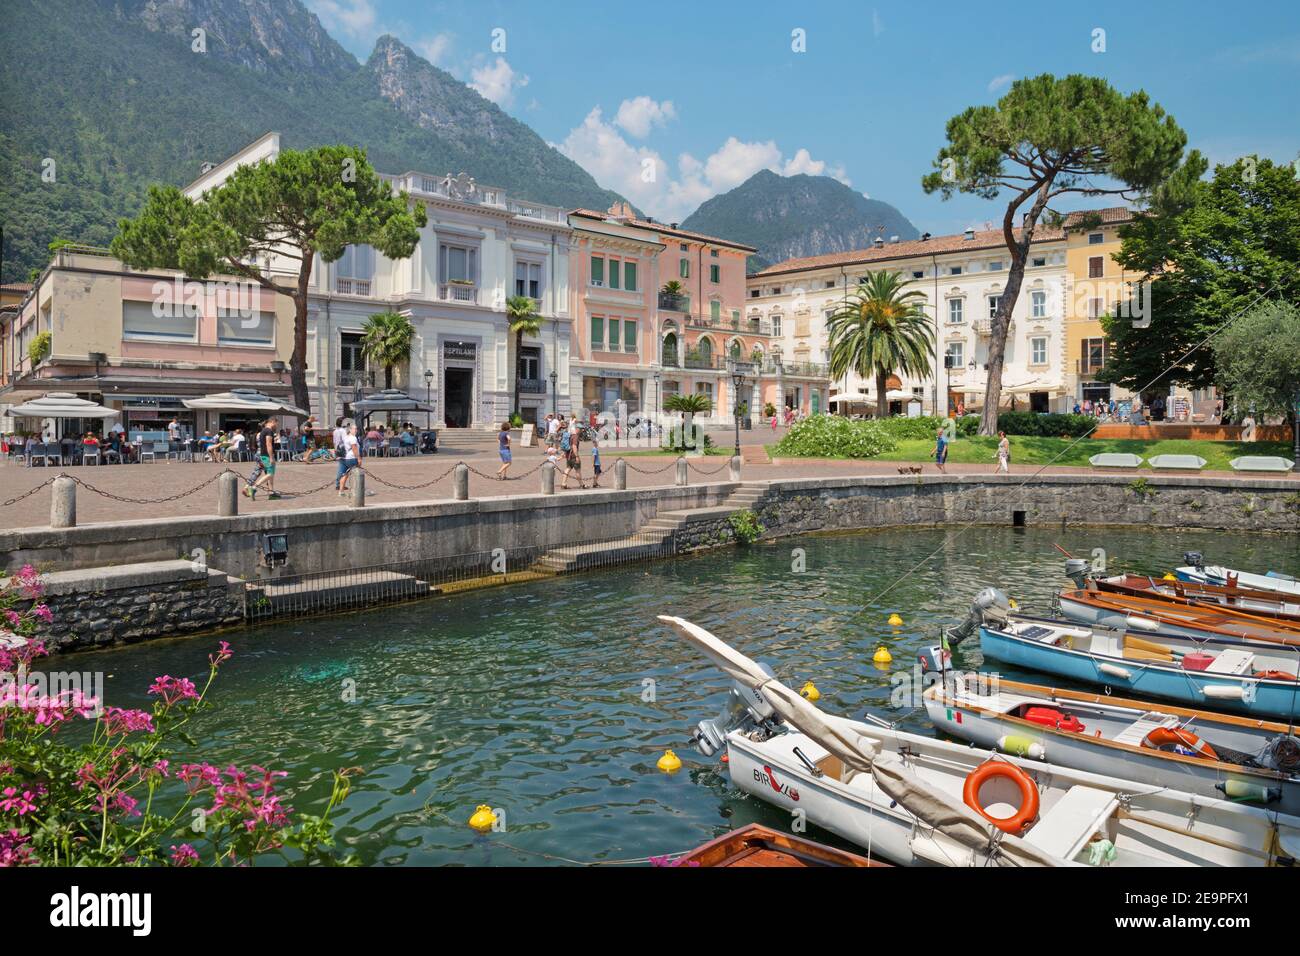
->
(1061, 206, 1136, 230)
(569, 208, 757, 253)
(0, 281, 33, 293)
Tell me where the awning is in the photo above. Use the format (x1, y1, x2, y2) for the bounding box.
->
(827, 391, 873, 405)
(348, 388, 435, 416)
(182, 388, 307, 417)
(7, 391, 118, 419)
(1004, 380, 1065, 396)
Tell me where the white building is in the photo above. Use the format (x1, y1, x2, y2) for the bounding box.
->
(185, 132, 574, 429)
(746, 225, 1074, 416)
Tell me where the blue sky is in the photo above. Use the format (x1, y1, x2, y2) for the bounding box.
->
(306, 0, 1300, 235)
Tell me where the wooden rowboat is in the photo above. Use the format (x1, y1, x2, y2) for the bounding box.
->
(1092, 574, 1300, 623)
(673, 823, 888, 867)
(1057, 587, 1300, 645)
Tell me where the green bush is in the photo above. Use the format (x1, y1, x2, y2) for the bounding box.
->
(773, 416, 899, 458)
(728, 509, 765, 544)
(997, 411, 1095, 437)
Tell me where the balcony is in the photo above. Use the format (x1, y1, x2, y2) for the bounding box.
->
(334, 277, 372, 296)
(1076, 358, 1107, 377)
(337, 369, 375, 388)
(439, 282, 479, 304)
(766, 360, 829, 378)
(973, 318, 1014, 337)
(658, 292, 690, 312)
(517, 377, 547, 394)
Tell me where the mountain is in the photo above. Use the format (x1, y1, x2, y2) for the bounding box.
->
(680, 170, 919, 272)
(0, 0, 627, 283)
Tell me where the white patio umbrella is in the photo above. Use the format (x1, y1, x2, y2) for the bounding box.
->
(657, 616, 1059, 867)
(182, 388, 307, 418)
(7, 392, 117, 419)
(1003, 379, 1065, 397)
(827, 391, 873, 405)
(348, 388, 434, 417)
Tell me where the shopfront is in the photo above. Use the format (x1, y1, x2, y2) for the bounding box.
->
(115, 396, 193, 442)
(582, 371, 642, 417)
(441, 339, 478, 428)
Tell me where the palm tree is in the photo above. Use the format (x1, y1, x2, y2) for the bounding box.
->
(360, 311, 414, 390)
(826, 271, 934, 418)
(506, 294, 543, 418)
(663, 392, 713, 415)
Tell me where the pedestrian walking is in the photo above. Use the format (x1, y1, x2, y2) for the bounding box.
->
(337, 423, 361, 495)
(995, 431, 1010, 474)
(590, 436, 602, 488)
(496, 422, 512, 479)
(245, 416, 281, 500)
(931, 427, 949, 474)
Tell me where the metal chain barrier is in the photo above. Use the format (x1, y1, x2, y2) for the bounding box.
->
(687, 458, 734, 476)
(617, 457, 679, 475)
(68, 469, 234, 505)
(272, 475, 343, 497)
(462, 459, 547, 482)
(364, 461, 461, 491)
(2, 476, 55, 508)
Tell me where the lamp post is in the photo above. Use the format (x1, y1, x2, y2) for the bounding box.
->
(967, 359, 977, 417)
(423, 368, 434, 429)
(653, 367, 661, 438)
(943, 353, 952, 417)
(730, 363, 744, 458)
(549, 369, 558, 416)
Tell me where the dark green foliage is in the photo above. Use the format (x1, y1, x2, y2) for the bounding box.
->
(996, 411, 1096, 438)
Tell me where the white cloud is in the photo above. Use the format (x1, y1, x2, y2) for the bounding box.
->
(470, 57, 530, 107)
(987, 73, 1015, 93)
(305, 0, 378, 40)
(613, 97, 677, 138)
(557, 109, 849, 222)
(415, 33, 453, 66)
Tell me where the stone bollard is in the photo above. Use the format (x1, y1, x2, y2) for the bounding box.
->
(349, 469, 366, 507)
(453, 463, 470, 500)
(50, 475, 76, 528)
(729, 455, 742, 482)
(217, 472, 239, 517)
(614, 458, 627, 491)
(676, 456, 689, 487)
(541, 461, 556, 495)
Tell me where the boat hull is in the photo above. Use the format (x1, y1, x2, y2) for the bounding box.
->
(1057, 592, 1300, 645)
(979, 624, 1300, 720)
(1178, 566, 1300, 598)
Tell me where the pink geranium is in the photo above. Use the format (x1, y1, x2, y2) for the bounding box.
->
(170, 843, 199, 867)
(147, 675, 199, 706)
(101, 706, 155, 736)
(0, 788, 38, 817)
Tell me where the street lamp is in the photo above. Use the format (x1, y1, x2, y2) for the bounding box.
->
(653, 368, 661, 436)
(549, 369, 558, 416)
(423, 368, 434, 429)
(730, 363, 745, 458)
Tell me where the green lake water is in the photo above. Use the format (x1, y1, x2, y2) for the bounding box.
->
(73, 526, 1299, 865)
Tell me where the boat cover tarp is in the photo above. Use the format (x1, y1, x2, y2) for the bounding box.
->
(659, 615, 1061, 867)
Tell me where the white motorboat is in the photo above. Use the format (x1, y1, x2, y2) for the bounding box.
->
(1178, 551, 1300, 598)
(662, 615, 1300, 867)
(924, 674, 1300, 815)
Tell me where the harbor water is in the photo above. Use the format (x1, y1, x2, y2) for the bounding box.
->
(74, 526, 1299, 865)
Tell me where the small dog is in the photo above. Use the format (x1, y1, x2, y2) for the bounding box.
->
(897, 466, 923, 476)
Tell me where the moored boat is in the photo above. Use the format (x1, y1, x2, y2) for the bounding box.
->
(1055, 586, 1300, 645)
(661, 614, 1300, 867)
(1177, 552, 1300, 597)
(672, 823, 888, 867)
(1089, 573, 1300, 622)
(924, 675, 1300, 815)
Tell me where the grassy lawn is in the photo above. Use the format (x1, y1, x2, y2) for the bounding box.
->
(872, 436, 1292, 470)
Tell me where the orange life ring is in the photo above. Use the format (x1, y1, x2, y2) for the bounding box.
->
(1142, 727, 1218, 760)
(962, 762, 1040, 834)
(1255, 670, 1297, 682)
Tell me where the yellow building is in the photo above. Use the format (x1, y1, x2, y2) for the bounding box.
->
(1063, 207, 1136, 410)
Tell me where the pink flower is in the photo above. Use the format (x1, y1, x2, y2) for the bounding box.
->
(0, 787, 38, 817)
(101, 707, 155, 736)
(177, 763, 222, 793)
(2, 610, 19, 629)
(0, 828, 34, 867)
(30, 605, 52, 624)
(208, 641, 233, 667)
(147, 675, 199, 706)
(170, 843, 199, 867)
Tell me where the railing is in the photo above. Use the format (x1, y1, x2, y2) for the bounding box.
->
(439, 282, 478, 303)
(766, 361, 829, 378)
(658, 293, 690, 312)
(334, 277, 372, 296)
(517, 377, 547, 394)
(337, 369, 374, 388)
(1076, 358, 1107, 376)
(684, 315, 774, 336)
(973, 318, 1014, 336)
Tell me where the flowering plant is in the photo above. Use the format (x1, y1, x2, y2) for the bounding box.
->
(1, 568, 355, 866)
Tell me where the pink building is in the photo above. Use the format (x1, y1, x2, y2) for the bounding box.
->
(568, 203, 786, 425)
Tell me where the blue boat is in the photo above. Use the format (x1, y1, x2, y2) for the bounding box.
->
(978, 616, 1300, 721)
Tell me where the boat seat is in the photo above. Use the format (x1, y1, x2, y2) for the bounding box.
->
(1023, 785, 1119, 861)
(1112, 713, 1179, 747)
(1205, 649, 1255, 675)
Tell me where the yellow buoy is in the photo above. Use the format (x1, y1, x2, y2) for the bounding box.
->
(468, 805, 497, 832)
(1008, 598, 1018, 610)
(657, 749, 683, 773)
(800, 680, 820, 702)
(887, 613, 903, 626)
(1163, 573, 1177, 581)
(873, 646, 893, 664)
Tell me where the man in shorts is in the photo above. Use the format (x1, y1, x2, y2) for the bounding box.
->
(246, 416, 281, 500)
(338, 423, 362, 495)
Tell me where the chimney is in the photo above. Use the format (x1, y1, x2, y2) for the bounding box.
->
(889, 235, 900, 244)
(920, 232, 931, 242)
(200, 161, 216, 174)
(963, 228, 975, 241)
(872, 237, 884, 248)
(670, 222, 679, 230)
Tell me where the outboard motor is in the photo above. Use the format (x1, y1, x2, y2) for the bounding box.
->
(1262, 735, 1300, 774)
(1183, 551, 1205, 572)
(689, 662, 782, 757)
(944, 587, 1011, 647)
(1065, 558, 1092, 589)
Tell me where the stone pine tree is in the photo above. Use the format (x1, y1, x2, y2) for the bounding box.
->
(922, 74, 1188, 435)
(112, 146, 426, 415)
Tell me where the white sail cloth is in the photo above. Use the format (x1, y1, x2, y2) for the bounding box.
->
(658, 615, 1061, 867)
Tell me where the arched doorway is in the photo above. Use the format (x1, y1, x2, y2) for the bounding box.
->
(661, 330, 678, 367)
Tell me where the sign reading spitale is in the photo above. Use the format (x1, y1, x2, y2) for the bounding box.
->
(443, 342, 476, 361)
